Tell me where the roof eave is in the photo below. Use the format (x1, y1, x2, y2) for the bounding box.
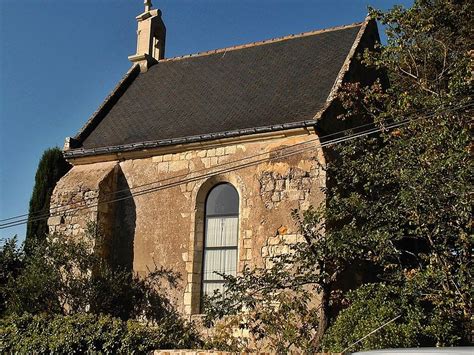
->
(63, 119, 319, 159)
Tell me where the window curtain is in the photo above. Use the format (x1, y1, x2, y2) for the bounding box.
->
(203, 216, 238, 296)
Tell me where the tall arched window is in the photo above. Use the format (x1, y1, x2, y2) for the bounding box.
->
(202, 183, 239, 298)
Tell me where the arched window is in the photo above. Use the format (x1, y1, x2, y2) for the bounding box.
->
(202, 183, 239, 298)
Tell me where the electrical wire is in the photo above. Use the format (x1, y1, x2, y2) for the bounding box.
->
(1, 102, 472, 230)
(2, 101, 469, 224)
(1, 102, 458, 224)
(1, 103, 471, 229)
(1, 118, 414, 228)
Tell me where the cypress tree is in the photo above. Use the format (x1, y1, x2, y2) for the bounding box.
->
(25, 147, 71, 253)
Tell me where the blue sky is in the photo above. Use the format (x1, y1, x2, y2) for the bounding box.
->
(0, 0, 412, 241)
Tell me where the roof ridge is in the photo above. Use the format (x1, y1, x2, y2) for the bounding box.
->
(159, 21, 364, 63)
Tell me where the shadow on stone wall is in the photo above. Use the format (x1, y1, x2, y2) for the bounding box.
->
(110, 167, 136, 271)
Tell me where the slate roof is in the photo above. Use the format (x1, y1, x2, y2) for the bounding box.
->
(67, 21, 368, 157)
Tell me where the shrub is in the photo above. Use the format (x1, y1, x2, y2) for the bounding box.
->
(322, 283, 464, 352)
(0, 312, 201, 354)
(1, 232, 203, 353)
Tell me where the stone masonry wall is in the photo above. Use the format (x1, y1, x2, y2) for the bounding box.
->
(49, 162, 118, 258)
(50, 130, 327, 316)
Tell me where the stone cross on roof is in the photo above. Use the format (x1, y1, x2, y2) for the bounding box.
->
(144, 0, 152, 12)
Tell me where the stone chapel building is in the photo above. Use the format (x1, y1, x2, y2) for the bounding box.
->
(48, 2, 382, 316)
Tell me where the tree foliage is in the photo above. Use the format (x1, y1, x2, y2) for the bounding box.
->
(323, 283, 466, 351)
(0, 237, 24, 316)
(0, 226, 201, 351)
(25, 147, 71, 253)
(204, 0, 472, 352)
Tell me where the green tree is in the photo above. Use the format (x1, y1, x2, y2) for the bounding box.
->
(0, 237, 24, 315)
(3, 225, 179, 322)
(25, 147, 71, 253)
(204, 0, 472, 351)
(0, 228, 202, 351)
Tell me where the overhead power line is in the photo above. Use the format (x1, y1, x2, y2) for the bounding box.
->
(1, 103, 471, 229)
(9, 101, 465, 224)
(1, 102, 472, 230)
(2, 102, 469, 225)
(2, 110, 415, 225)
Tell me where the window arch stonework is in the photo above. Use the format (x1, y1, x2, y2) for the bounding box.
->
(184, 175, 243, 315)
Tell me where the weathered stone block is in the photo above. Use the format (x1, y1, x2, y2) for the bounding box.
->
(48, 216, 64, 226)
(157, 162, 169, 173)
(185, 262, 194, 273)
(301, 177, 312, 189)
(243, 238, 253, 249)
(169, 160, 188, 172)
(275, 179, 285, 191)
(263, 180, 275, 192)
(202, 157, 211, 168)
(299, 190, 306, 200)
(283, 234, 297, 244)
(296, 234, 306, 243)
(286, 190, 301, 201)
(272, 244, 290, 256)
(224, 145, 236, 154)
(267, 235, 281, 245)
(245, 248, 252, 260)
(183, 292, 192, 305)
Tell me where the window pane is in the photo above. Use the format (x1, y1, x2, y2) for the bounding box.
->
(224, 249, 237, 276)
(203, 249, 224, 281)
(203, 282, 224, 297)
(206, 183, 239, 216)
(203, 248, 237, 281)
(222, 218, 238, 246)
(205, 217, 238, 247)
